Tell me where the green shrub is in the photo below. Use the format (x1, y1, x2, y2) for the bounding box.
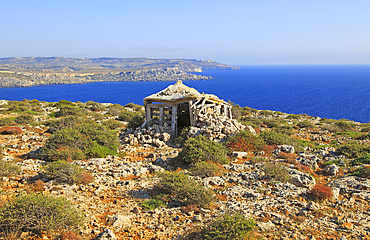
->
(85, 101, 106, 111)
(0, 193, 84, 236)
(101, 119, 123, 130)
(189, 161, 224, 178)
(226, 130, 265, 153)
(177, 135, 228, 165)
(124, 103, 143, 111)
(175, 126, 191, 146)
(54, 100, 75, 107)
(156, 171, 214, 208)
(297, 120, 314, 129)
(260, 131, 292, 146)
(107, 104, 125, 116)
(0, 118, 13, 126)
(335, 120, 356, 132)
(42, 160, 94, 184)
(286, 114, 301, 119)
(322, 159, 340, 167)
(350, 166, 370, 178)
(336, 131, 363, 138)
(203, 212, 255, 240)
(15, 113, 34, 125)
(263, 162, 291, 183)
(41, 123, 119, 161)
(42, 146, 85, 162)
(321, 124, 342, 133)
(336, 143, 370, 159)
(118, 111, 137, 122)
(0, 160, 20, 178)
(350, 153, 370, 166)
(52, 105, 87, 118)
(126, 113, 145, 129)
(46, 116, 94, 133)
(141, 198, 166, 210)
(361, 125, 370, 132)
(230, 103, 243, 120)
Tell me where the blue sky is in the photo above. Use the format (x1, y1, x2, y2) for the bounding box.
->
(1, 0, 369, 65)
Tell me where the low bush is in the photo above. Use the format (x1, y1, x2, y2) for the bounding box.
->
(260, 131, 296, 148)
(43, 146, 85, 162)
(336, 143, 370, 159)
(52, 105, 87, 118)
(102, 119, 123, 130)
(141, 198, 166, 210)
(118, 111, 137, 122)
(322, 159, 340, 167)
(156, 171, 214, 208)
(126, 113, 145, 130)
(263, 162, 291, 183)
(42, 160, 94, 184)
(0, 193, 84, 236)
(203, 212, 255, 240)
(335, 120, 356, 131)
(0, 118, 13, 126)
(297, 120, 315, 129)
(226, 130, 265, 153)
(15, 113, 34, 125)
(0, 126, 23, 135)
(177, 135, 228, 165)
(306, 184, 333, 201)
(45, 116, 94, 133)
(350, 166, 370, 178)
(189, 161, 224, 178)
(85, 101, 106, 111)
(349, 153, 370, 166)
(336, 131, 363, 138)
(0, 160, 20, 178)
(124, 103, 143, 111)
(107, 104, 125, 116)
(41, 123, 119, 161)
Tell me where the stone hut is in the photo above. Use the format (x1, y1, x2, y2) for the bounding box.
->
(142, 80, 232, 137)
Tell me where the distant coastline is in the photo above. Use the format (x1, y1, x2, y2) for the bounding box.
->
(0, 57, 238, 88)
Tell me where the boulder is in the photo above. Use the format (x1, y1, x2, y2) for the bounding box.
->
(323, 164, 340, 176)
(94, 228, 117, 240)
(288, 169, 316, 189)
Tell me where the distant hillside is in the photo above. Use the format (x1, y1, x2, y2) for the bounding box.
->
(0, 57, 238, 88)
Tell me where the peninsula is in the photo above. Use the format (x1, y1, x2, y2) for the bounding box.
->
(0, 57, 238, 88)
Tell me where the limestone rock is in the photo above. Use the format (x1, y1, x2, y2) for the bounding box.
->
(288, 169, 316, 189)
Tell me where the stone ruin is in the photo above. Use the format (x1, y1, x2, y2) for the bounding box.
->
(120, 80, 250, 147)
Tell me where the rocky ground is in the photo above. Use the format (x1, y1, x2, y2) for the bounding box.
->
(0, 100, 369, 240)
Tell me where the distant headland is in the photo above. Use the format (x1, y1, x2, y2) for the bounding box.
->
(0, 57, 238, 88)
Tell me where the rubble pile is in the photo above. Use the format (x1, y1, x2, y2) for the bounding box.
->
(187, 112, 253, 142)
(120, 124, 172, 147)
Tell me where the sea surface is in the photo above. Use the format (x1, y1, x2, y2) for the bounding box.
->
(0, 65, 369, 123)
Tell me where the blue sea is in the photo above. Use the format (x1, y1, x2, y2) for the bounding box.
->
(0, 65, 369, 123)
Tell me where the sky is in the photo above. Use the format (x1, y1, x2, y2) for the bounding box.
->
(1, 0, 370, 65)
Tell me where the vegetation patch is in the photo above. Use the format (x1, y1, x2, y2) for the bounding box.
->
(141, 198, 166, 210)
(177, 135, 228, 165)
(306, 184, 333, 201)
(0, 160, 20, 178)
(42, 160, 94, 184)
(41, 123, 119, 161)
(263, 162, 291, 183)
(226, 130, 265, 153)
(0, 193, 84, 237)
(156, 171, 214, 208)
(189, 161, 224, 178)
(203, 212, 255, 240)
